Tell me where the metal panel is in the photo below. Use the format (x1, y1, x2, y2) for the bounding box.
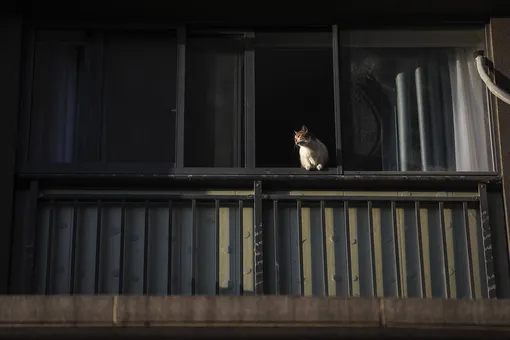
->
(28, 188, 493, 299)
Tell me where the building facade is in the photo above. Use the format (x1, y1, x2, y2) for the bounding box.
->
(2, 0, 510, 338)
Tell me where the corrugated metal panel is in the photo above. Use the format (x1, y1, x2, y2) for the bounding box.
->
(263, 199, 488, 299)
(33, 200, 255, 295)
(30, 190, 490, 298)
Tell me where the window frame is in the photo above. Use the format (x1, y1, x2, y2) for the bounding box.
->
(16, 22, 500, 178)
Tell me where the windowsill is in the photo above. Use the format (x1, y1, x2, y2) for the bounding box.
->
(16, 164, 500, 192)
(18, 163, 499, 177)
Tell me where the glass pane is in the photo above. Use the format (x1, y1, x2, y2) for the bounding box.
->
(254, 32, 336, 168)
(102, 31, 177, 163)
(28, 30, 177, 165)
(184, 35, 244, 167)
(29, 35, 82, 163)
(342, 28, 494, 172)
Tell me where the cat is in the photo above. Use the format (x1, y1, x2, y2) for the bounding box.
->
(294, 125, 329, 171)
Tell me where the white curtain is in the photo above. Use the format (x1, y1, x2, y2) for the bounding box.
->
(448, 48, 493, 171)
(393, 47, 494, 172)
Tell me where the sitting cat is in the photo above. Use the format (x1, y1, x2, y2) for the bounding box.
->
(294, 125, 329, 171)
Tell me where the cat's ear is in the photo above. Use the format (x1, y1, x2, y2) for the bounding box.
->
(301, 125, 308, 133)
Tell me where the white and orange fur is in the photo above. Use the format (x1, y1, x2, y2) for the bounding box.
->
(294, 125, 329, 171)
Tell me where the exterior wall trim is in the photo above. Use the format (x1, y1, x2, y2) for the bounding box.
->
(0, 296, 509, 331)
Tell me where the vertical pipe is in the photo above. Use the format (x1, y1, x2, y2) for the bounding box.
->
(396, 73, 410, 171)
(273, 200, 280, 295)
(94, 201, 102, 294)
(415, 67, 429, 171)
(478, 184, 497, 298)
(391, 201, 402, 297)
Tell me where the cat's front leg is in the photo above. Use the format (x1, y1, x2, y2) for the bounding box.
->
(316, 164, 323, 171)
(300, 156, 312, 171)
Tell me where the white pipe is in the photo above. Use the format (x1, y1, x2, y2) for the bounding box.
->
(474, 53, 510, 105)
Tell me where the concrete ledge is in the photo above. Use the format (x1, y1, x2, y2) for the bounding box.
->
(383, 298, 510, 328)
(0, 296, 113, 324)
(115, 296, 379, 325)
(0, 296, 509, 332)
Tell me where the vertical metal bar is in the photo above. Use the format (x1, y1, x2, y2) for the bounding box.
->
(320, 200, 328, 296)
(239, 200, 244, 295)
(175, 26, 186, 168)
(273, 200, 280, 295)
(367, 201, 377, 296)
(296, 200, 304, 296)
(479, 183, 497, 298)
(344, 201, 353, 296)
(439, 201, 451, 298)
(69, 201, 79, 294)
(118, 201, 126, 295)
(167, 200, 173, 295)
(391, 201, 402, 297)
(300, 205, 312, 296)
(415, 201, 426, 298)
(242, 202, 254, 294)
(45, 201, 55, 294)
(253, 181, 263, 294)
(191, 199, 197, 295)
(94, 201, 102, 294)
(462, 202, 475, 299)
(143, 201, 150, 295)
(332, 25, 343, 173)
(244, 32, 255, 168)
(215, 199, 220, 295)
(25, 181, 39, 294)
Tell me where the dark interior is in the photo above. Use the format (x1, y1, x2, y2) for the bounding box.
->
(254, 47, 336, 168)
(184, 36, 244, 168)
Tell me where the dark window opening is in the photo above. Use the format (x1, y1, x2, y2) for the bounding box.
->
(184, 35, 245, 168)
(254, 32, 336, 168)
(27, 30, 178, 165)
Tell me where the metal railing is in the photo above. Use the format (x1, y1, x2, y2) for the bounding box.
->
(12, 182, 496, 299)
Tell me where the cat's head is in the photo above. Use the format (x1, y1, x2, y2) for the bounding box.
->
(294, 125, 315, 147)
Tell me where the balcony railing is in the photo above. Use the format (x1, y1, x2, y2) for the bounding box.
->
(10, 182, 498, 299)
